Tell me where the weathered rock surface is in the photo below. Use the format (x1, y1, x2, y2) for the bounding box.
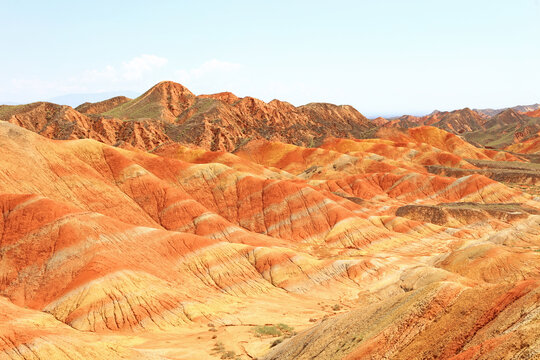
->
(1, 85, 540, 359)
(0, 81, 375, 152)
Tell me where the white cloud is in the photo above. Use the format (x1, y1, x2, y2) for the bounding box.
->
(77, 65, 118, 83)
(7, 57, 243, 103)
(72, 55, 168, 84)
(4, 54, 170, 102)
(122, 54, 168, 80)
(175, 59, 242, 83)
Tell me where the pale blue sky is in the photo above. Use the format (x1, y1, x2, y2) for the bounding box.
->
(1, 0, 539, 117)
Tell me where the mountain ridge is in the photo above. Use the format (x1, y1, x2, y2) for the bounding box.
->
(2, 81, 539, 157)
(0, 81, 376, 152)
(474, 103, 540, 117)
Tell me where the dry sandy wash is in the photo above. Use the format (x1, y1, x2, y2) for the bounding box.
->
(1, 83, 540, 360)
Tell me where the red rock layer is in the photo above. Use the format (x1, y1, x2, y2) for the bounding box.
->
(524, 108, 540, 118)
(1, 81, 375, 152)
(1, 100, 539, 359)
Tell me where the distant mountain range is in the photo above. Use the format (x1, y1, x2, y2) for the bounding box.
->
(474, 103, 540, 117)
(372, 105, 540, 153)
(0, 81, 375, 152)
(3, 91, 538, 122)
(0, 91, 140, 108)
(0, 81, 538, 154)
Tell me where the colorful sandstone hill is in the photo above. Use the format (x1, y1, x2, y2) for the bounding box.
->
(0, 82, 539, 359)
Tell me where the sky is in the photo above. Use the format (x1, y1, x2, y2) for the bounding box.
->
(1, 0, 539, 117)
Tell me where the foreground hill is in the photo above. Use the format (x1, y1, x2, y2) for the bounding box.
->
(1, 82, 539, 358)
(1, 116, 539, 359)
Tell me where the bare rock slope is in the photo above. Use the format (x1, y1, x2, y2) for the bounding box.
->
(1, 83, 540, 359)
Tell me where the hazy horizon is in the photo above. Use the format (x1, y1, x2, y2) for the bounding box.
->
(2, 0, 539, 117)
(2, 83, 540, 119)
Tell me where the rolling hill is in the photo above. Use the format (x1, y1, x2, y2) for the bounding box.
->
(0, 82, 539, 359)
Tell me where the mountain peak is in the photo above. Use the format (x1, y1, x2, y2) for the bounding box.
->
(490, 107, 525, 125)
(497, 107, 519, 115)
(198, 91, 239, 104)
(144, 81, 195, 98)
(102, 81, 196, 121)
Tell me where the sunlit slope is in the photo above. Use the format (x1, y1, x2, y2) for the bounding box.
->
(0, 120, 539, 359)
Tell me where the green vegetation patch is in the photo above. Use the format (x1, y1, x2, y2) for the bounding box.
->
(464, 117, 540, 149)
(192, 98, 219, 115)
(254, 325, 282, 337)
(0, 103, 41, 119)
(253, 323, 295, 338)
(104, 98, 162, 120)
